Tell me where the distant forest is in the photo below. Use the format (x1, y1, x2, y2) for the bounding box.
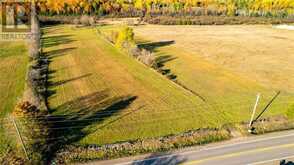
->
(36, 0, 294, 17)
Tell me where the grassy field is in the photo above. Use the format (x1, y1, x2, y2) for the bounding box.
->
(44, 24, 294, 148)
(43, 25, 221, 146)
(0, 41, 29, 156)
(132, 25, 294, 121)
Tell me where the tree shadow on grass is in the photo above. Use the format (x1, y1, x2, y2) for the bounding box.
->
(155, 55, 178, 81)
(42, 34, 76, 48)
(138, 41, 207, 102)
(44, 47, 77, 60)
(138, 40, 178, 80)
(47, 90, 138, 162)
(138, 40, 175, 52)
(42, 34, 79, 100)
(42, 31, 77, 59)
(45, 73, 92, 102)
(132, 153, 187, 165)
(48, 73, 92, 87)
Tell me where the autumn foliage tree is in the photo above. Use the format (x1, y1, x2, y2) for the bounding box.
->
(115, 26, 135, 48)
(35, 0, 294, 17)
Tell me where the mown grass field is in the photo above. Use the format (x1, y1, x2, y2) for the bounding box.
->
(43, 25, 221, 146)
(44, 24, 294, 148)
(132, 25, 294, 121)
(0, 41, 29, 155)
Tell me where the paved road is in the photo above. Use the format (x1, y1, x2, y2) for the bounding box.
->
(90, 130, 294, 165)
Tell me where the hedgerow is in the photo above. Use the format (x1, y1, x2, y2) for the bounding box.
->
(2, 8, 51, 164)
(99, 26, 157, 68)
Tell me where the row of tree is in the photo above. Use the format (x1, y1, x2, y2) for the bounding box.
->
(35, 0, 294, 17)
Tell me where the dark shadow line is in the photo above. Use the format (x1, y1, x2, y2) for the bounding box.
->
(42, 34, 76, 48)
(49, 73, 92, 87)
(42, 35, 73, 40)
(175, 81, 207, 102)
(45, 47, 77, 58)
(96, 105, 145, 131)
(138, 40, 175, 52)
(46, 91, 137, 162)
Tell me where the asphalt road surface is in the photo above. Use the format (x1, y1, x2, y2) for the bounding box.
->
(89, 130, 294, 165)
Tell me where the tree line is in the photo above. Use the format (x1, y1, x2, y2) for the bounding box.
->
(36, 0, 294, 17)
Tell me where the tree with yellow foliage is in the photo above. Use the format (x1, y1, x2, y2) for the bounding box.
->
(34, 0, 294, 18)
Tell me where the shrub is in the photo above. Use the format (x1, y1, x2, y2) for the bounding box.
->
(194, 7, 205, 16)
(130, 47, 142, 58)
(115, 26, 135, 48)
(80, 15, 96, 26)
(137, 49, 156, 67)
(24, 55, 49, 110)
(28, 40, 40, 60)
(80, 15, 90, 26)
(26, 66, 42, 104)
(28, 15, 41, 60)
(207, 5, 219, 16)
(73, 18, 80, 26)
(89, 16, 96, 26)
